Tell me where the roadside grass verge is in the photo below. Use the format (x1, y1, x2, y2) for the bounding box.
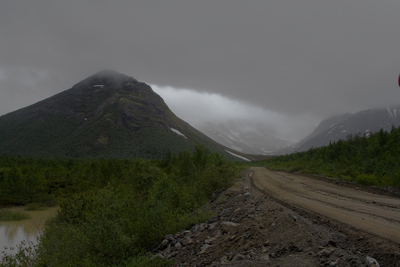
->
(0, 209, 31, 221)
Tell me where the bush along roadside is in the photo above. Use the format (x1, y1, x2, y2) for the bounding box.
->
(262, 127, 400, 187)
(0, 145, 239, 267)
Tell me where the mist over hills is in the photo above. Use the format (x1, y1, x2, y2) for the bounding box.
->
(2, 69, 397, 159)
(0, 70, 243, 160)
(199, 120, 292, 155)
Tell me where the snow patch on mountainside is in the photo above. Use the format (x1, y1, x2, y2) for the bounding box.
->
(387, 108, 398, 119)
(327, 127, 337, 135)
(225, 150, 250, 161)
(171, 128, 187, 139)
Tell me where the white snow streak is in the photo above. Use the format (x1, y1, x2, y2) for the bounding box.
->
(225, 150, 251, 161)
(327, 127, 337, 135)
(171, 128, 187, 139)
(387, 108, 394, 118)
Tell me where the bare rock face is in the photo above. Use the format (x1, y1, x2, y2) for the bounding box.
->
(150, 170, 397, 266)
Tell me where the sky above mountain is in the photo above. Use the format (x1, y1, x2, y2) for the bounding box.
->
(1, 1, 400, 142)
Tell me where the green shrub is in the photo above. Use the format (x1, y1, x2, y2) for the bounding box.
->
(30, 194, 58, 208)
(288, 164, 304, 173)
(39, 185, 139, 267)
(355, 174, 379, 186)
(0, 148, 238, 266)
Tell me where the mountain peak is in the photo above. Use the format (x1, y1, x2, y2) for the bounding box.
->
(93, 69, 131, 79)
(0, 70, 241, 159)
(73, 69, 137, 88)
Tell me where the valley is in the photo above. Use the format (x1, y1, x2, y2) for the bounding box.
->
(1, 70, 400, 266)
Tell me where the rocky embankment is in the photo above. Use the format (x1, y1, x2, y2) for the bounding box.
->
(151, 170, 393, 266)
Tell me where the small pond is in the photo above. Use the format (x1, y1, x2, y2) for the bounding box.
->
(0, 207, 58, 255)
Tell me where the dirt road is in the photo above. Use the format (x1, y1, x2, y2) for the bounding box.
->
(251, 167, 400, 243)
(155, 168, 400, 266)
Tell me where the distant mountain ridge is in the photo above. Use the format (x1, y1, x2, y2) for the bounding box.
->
(275, 106, 400, 154)
(199, 120, 292, 155)
(0, 70, 243, 159)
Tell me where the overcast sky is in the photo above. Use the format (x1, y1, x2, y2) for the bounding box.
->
(1, 1, 400, 142)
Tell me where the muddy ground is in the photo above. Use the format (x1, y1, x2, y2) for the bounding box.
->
(152, 168, 400, 266)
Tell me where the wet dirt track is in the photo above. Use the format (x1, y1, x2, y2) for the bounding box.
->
(250, 167, 400, 244)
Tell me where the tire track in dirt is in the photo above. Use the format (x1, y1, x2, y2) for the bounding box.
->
(250, 167, 400, 243)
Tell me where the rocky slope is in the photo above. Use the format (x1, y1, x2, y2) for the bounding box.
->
(151, 170, 399, 266)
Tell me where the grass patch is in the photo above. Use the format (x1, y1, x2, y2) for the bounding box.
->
(24, 203, 48, 211)
(0, 209, 31, 221)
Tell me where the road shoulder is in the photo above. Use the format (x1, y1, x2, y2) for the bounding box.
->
(151, 169, 397, 266)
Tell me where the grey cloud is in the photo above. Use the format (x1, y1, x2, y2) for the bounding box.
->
(1, 1, 400, 140)
(152, 85, 318, 142)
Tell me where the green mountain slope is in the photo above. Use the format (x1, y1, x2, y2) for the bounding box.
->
(0, 70, 243, 159)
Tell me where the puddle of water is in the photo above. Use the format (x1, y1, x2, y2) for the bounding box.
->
(0, 207, 58, 254)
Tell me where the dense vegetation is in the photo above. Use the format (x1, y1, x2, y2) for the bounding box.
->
(262, 126, 400, 187)
(0, 146, 238, 266)
(4, 124, 400, 265)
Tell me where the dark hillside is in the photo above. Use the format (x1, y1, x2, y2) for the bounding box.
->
(275, 107, 400, 155)
(0, 70, 242, 159)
